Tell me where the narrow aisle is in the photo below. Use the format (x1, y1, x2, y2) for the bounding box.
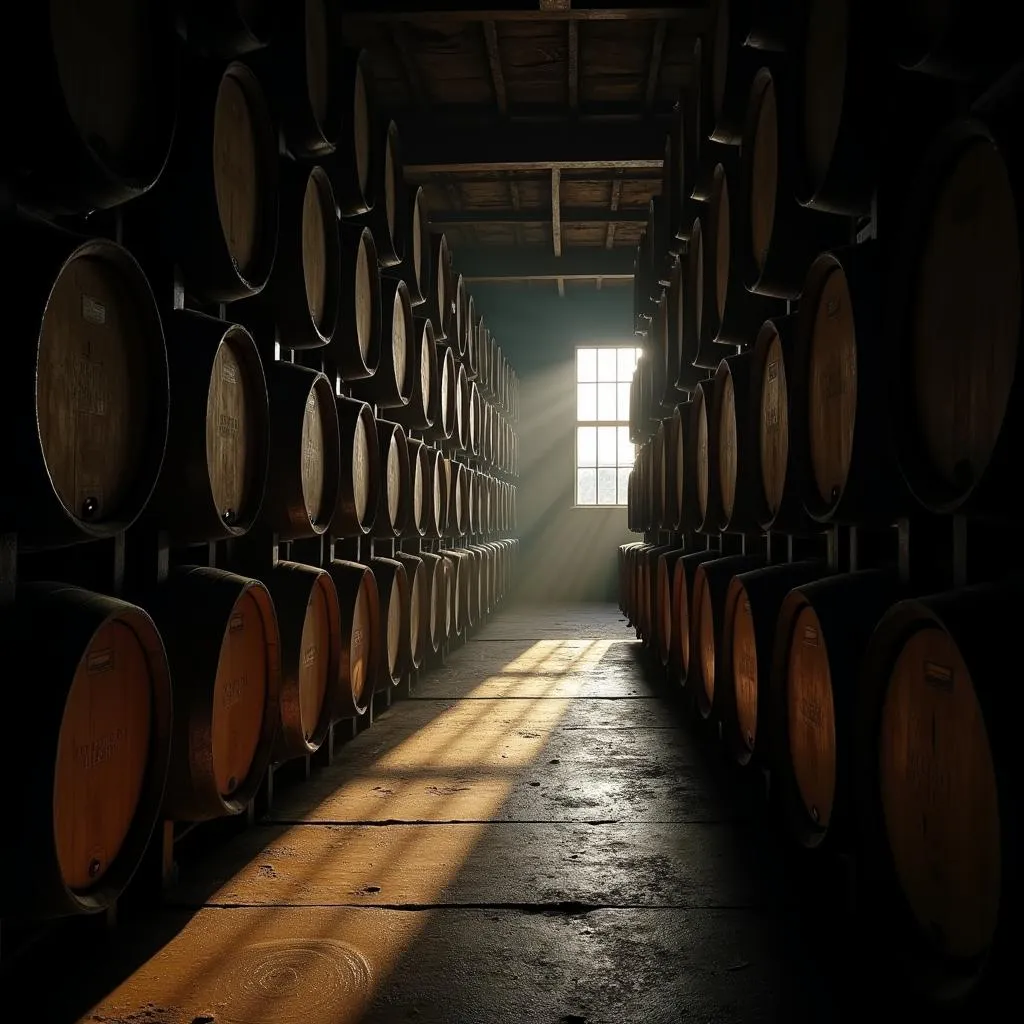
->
(60, 605, 837, 1023)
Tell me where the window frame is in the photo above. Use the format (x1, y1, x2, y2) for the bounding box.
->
(573, 344, 641, 508)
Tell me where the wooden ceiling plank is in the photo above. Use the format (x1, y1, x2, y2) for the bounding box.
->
(605, 177, 623, 249)
(551, 168, 562, 257)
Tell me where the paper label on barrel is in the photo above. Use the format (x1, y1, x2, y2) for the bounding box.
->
(87, 647, 114, 673)
(81, 294, 106, 326)
(924, 660, 954, 690)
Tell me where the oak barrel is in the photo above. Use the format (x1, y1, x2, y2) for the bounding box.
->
(326, 559, 380, 718)
(417, 551, 448, 653)
(145, 566, 280, 821)
(440, 549, 463, 639)
(448, 460, 469, 537)
(333, 396, 379, 537)
(332, 48, 373, 217)
(720, 560, 828, 767)
(399, 185, 432, 306)
(392, 316, 439, 432)
(0, 584, 171, 918)
(259, 362, 340, 540)
(425, 341, 457, 443)
(338, 223, 381, 382)
(1, 227, 169, 550)
(371, 419, 412, 539)
(351, 276, 414, 408)
(689, 380, 722, 533)
(395, 552, 428, 671)
(369, 557, 410, 688)
(362, 120, 405, 269)
(146, 310, 269, 545)
(429, 233, 454, 343)
(890, 101, 1024, 518)
(407, 438, 431, 537)
(713, 351, 761, 533)
(169, 58, 279, 302)
(3, 1, 176, 213)
(772, 569, 902, 850)
(455, 361, 471, 451)
(656, 547, 689, 669)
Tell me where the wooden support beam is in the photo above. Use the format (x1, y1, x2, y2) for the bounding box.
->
(558, 278, 566, 296)
(451, 246, 634, 281)
(343, 5, 712, 28)
(382, 98, 680, 123)
(551, 168, 562, 257)
(567, 21, 579, 111)
(482, 21, 508, 115)
(411, 167, 662, 184)
(390, 23, 428, 108)
(429, 206, 647, 225)
(605, 178, 623, 249)
(645, 19, 668, 108)
(401, 118, 665, 175)
(508, 176, 522, 245)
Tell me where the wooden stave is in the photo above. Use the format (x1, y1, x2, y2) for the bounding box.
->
(1, 2, 177, 215)
(146, 310, 269, 545)
(259, 362, 340, 540)
(333, 396, 379, 537)
(167, 57, 280, 303)
(144, 566, 280, 822)
(370, 418, 412, 539)
(331, 48, 374, 217)
(719, 560, 829, 767)
(262, 560, 342, 760)
(351, 276, 414, 408)
(369, 556, 410, 687)
(770, 568, 903, 852)
(336, 222, 381, 382)
(326, 559, 380, 719)
(0, 224, 170, 550)
(0, 583, 172, 918)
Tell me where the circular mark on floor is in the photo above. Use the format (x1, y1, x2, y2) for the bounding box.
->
(214, 938, 372, 1024)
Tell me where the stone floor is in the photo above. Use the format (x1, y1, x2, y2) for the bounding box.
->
(6, 604, 856, 1023)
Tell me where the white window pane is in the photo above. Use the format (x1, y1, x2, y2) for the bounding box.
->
(597, 382, 617, 420)
(597, 426, 617, 466)
(577, 382, 596, 420)
(617, 381, 631, 421)
(577, 468, 596, 504)
(617, 426, 634, 466)
(577, 426, 597, 467)
(577, 348, 596, 382)
(597, 468, 617, 504)
(617, 347, 637, 381)
(597, 348, 617, 383)
(618, 467, 632, 503)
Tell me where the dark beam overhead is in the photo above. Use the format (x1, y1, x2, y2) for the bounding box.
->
(386, 99, 680, 124)
(412, 168, 661, 183)
(451, 246, 634, 281)
(429, 206, 646, 225)
(342, 3, 712, 28)
(401, 118, 665, 175)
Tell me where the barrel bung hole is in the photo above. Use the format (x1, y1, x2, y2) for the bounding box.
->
(880, 627, 1000, 961)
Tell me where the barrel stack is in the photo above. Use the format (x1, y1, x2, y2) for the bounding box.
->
(0, 2, 520, 932)
(620, 1, 1024, 1013)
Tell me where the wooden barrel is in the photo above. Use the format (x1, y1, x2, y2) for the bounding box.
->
(259, 362, 340, 540)
(369, 556, 409, 688)
(453, 275, 469, 360)
(392, 317, 439, 433)
(701, 159, 784, 348)
(399, 185, 432, 306)
(713, 350, 762, 533)
(371, 419, 411, 539)
(440, 548, 462, 638)
(689, 380, 722, 533)
(351, 277, 413, 408)
(428, 447, 449, 537)
(1, 227, 169, 550)
(144, 566, 279, 821)
(334, 396, 379, 537)
(795, 0, 880, 215)
(406, 439, 430, 537)
(326, 559, 379, 719)
(656, 547, 689, 669)
(691, 553, 766, 721)
(395, 552, 428, 670)
(146, 311, 268, 545)
(454, 546, 482, 630)
(337, 223, 381, 382)
(469, 381, 483, 457)
(259, 162, 341, 349)
(417, 551, 448, 653)
(170, 58, 279, 302)
(641, 544, 676, 645)
(890, 99, 1024, 519)
(429, 233, 454, 343)
(362, 120, 405, 269)
(738, 62, 850, 299)
(771, 569, 902, 849)
(455, 361, 471, 451)
(448, 460, 469, 537)
(333, 48, 373, 217)
(263, 560, 341, 760)
(709, 0, 761, 144)
(3, 2, 176, 214)
(795, 242, 907, 524)
(179, 0, 274, 58)
(750, 313, 811, 532)
(720, 560, 828, 767)
(424, 342, 457, 443)
(856, 580, 1018, 1001)
(682, 215, 713, 369)
(664, 401, 691, 531)
(0, 584, 172, 918)
(467, 304, 480, 381)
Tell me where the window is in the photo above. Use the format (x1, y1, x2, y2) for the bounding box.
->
(575, 345, 642, 506)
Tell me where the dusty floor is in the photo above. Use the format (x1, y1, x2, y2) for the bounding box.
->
(7, 604, 852, 1023)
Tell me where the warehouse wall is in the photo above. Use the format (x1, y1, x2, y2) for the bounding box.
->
(472, 282, 634, 603)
